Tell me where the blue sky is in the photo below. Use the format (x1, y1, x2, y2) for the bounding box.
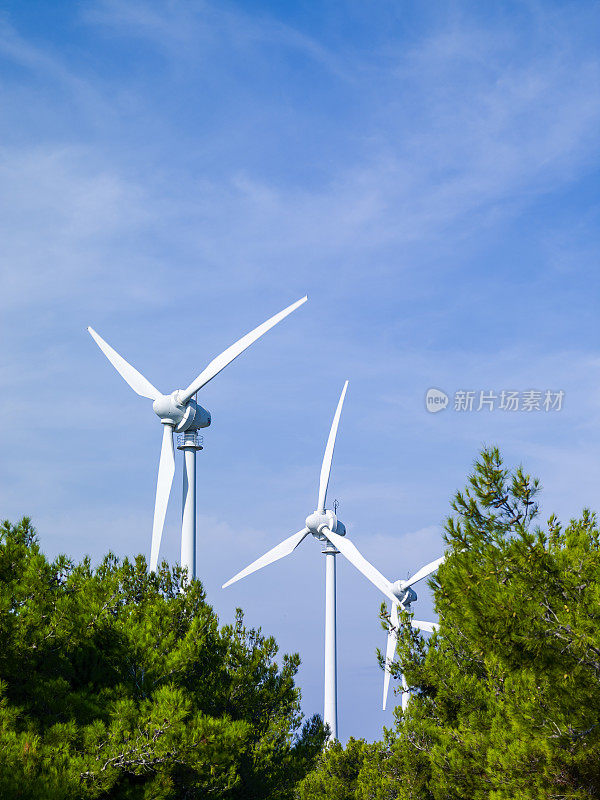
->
(1, 0, 600, 742)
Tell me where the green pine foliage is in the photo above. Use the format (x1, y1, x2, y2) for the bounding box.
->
(299, 447, 600, 799)
(0, 518, 326, 799)
(296, 738, 374, 800)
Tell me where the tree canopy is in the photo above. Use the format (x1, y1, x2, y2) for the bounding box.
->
(0, 518, 325, 799)
(299, 447, 600, 799)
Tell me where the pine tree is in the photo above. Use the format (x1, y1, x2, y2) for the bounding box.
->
(296, 738, 373, 800)
(0, 518, 326, 799)
(301, 448, 600, 799)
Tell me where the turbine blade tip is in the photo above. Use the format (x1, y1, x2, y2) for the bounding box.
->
(290, 295, 308, 309)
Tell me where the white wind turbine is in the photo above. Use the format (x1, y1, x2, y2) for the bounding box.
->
(379, 557, 444, 712)
(223, 381, 353, 739)
(88, 296, 306, 580)
(222, 381, 423, 738)
(312, 539, 443, 715)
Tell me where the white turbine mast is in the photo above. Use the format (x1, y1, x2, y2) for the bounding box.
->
(88, 296, 307, 580)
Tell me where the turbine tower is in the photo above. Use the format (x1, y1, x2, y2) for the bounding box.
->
(88, 296, 306, 580)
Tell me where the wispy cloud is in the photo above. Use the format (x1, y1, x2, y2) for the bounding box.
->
(1, 1, 599, 318)
(85, 0, 352, 79)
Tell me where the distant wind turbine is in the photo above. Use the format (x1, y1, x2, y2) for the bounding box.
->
(315, 533, 443, 713)
(379, 557, 444, 711)
(88, 296, 307, 580)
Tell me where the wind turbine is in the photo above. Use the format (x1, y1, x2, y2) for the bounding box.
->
(311, 534, 443, 714)
(222, 381, 442, 733)
(380, 557, 444, 712)
(88, 296, 307, 579)
(223, 381, 353, 740)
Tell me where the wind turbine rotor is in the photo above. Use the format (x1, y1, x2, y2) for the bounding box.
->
(380, 554, 444, 713)
(222, 381, 351, 588)
(88, 295, 307, 573)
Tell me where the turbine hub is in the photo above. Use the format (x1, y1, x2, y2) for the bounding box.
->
(152, 391, 211, 431)
(305, 510, 346, 542)
(391, 581, 417, 604)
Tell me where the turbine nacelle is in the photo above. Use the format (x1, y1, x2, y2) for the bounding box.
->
(305, 510, 346, 541)
(152, 391, 211, 431)
(391, 581, 417, 605)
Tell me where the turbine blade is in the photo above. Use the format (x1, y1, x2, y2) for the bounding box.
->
(317, 381, 348, 512)
(222, 528, 309, 588)
(324, 529, 396, 603)
(181, 296, 307, 402)
(88, 327, 160, 401)
(411, 619, 439, 633)
(403, 556, 445, 589)
(383, 601, 399, 711)
(401, 671, 409, 712)
(149, 425, 175, 571)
